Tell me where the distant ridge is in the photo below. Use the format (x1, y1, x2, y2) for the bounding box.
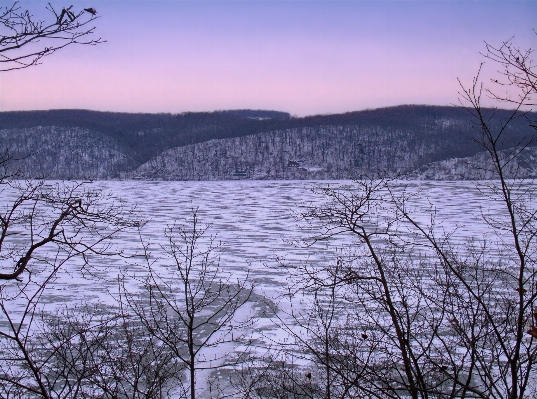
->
(0, 105, 535, 180)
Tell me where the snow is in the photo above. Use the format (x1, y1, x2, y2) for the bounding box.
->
(3, 178, 531, 310)
(1, 179, 534, 396)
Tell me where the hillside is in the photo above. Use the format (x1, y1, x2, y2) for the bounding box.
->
(0, 105, 535, 180)
(405, 146, 537, 180)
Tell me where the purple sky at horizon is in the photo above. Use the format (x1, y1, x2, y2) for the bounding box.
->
(1, 0, 536, 116)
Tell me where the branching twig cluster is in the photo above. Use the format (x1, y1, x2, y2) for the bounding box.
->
(0, 2, 103, 71)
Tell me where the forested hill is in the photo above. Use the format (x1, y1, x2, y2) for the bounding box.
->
(0, 105, 535, 180)
(0, 109, 292, 165)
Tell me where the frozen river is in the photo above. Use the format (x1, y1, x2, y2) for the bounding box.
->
(4, 178, 524, 306)
(1, 179, 535, 397)
(5, 178, 532, 307)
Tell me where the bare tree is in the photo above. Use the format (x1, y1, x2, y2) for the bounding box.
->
(124, 210, 254, 399)
(249, 35, 537, 399)
(252, 257, 371, 399)
(0, 6, 127, 396)
(287, 181, 455, 399)
(481, 32, 537, 108)
(0, 2, 103, 71)
(31, 302, 180, 398)
(235, 352, 319, 399)
(445, 35, 536, 398)
(0, 166, 138, 397)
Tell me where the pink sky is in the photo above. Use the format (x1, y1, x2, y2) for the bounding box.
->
(1, 0, 536, 116)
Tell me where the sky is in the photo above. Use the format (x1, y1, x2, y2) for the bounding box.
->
(0, 0, 536, 116)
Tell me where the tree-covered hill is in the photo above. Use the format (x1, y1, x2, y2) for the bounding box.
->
(0, 105, 534, 179)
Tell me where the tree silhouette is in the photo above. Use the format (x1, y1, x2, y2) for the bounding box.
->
(0, 2, 103, 71)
